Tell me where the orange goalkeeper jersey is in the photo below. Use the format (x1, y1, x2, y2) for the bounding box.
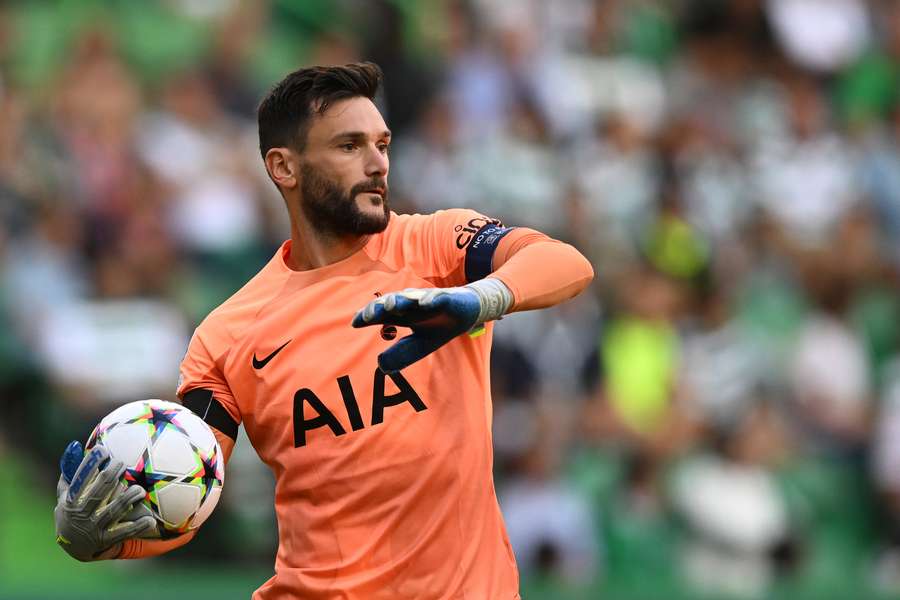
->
(177, 209, 521, 599)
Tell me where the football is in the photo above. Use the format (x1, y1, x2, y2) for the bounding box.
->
(85, 399, 224, 538)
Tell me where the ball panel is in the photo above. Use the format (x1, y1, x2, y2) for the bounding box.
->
(149, 427, 197, 476)
(178, 412, 217, 452)
(157, 482, 202, 529)
(101, 423, 151, 468)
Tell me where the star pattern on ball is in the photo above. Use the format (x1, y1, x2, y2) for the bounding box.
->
(124, 466, 178, 493)
(201, 453, 221, 502)
(80, 400, 225, 544)
(145, 406, 190, 442)
(189, 445, 222, 503)
(85, 425, 104, 449)
(123, 451, 179, 510)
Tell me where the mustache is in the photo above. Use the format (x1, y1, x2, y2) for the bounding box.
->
(350, 178, 388, 197)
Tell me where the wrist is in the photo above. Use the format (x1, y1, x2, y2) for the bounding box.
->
(464, 278, 513, 325)
(94, 542, 124, 561)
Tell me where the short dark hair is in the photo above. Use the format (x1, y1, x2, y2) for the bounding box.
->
(257, 62, 383, 159)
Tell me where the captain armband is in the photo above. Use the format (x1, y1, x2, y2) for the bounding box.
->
(464, 223, 515, 282)
(181, 389, 239, 441)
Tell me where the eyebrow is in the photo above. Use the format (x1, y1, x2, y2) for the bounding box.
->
(330, 130, 392, 143)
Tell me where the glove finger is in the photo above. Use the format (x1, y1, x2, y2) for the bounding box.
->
(59, 441, 84, 485)
(417, 288, 451, 308)
(353, 299, 434, 328)
(352, 296, 387, 327)
(97, 484, 146, 529)
(354, 287, 435, 326)
(66, 445, 110, 504)
(383, 293, 419, 314)
(378, 332, 449, 373)
(106, 515, 157, 546)
(81, 459, 126, 514)
(395, 288, 428, 301)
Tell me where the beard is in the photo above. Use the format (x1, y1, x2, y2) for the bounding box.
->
(298, 162, 390, 237)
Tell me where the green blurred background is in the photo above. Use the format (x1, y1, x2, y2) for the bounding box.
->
(4, 0, 900, 598)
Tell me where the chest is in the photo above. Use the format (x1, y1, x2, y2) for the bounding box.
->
(221, 270, 487, 474)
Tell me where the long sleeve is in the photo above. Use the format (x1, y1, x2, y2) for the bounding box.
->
(488, 228, 594, 312)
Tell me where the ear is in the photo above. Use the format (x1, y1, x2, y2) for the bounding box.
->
(264, 147, 298, 190)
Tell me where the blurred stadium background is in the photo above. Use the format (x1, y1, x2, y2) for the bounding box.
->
(3, 0, 900, 598)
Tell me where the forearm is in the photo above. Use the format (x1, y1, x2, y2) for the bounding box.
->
(489, 230, 594, 312)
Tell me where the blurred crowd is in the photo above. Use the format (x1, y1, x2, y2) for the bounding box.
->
(4, 0, 900, 598)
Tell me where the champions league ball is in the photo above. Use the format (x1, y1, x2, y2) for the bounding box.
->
(86, 399, 224, 538)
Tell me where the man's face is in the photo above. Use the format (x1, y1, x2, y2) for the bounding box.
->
(297, 97, 391, 236)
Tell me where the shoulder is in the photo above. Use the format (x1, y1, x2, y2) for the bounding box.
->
(193, 246, 289, 346)
(380, 209, 500, 247)
(368, 209, 503, 285)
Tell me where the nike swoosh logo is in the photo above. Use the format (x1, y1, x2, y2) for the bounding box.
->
(252, 340, 291, 369)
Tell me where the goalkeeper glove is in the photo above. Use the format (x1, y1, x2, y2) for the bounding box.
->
(54, 441, 156, 561)
(352, 278, 513, 373)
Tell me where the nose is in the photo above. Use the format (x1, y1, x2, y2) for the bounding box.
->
(364, 144, 388, 179)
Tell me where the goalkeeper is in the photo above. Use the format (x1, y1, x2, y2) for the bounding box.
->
(55, 62, 593, 599)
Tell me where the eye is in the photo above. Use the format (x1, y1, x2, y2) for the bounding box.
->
(377, 143, 390, 154)
(340, 143, 357, 152)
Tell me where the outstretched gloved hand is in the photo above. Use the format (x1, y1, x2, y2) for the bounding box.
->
(352, 278, 513, 373)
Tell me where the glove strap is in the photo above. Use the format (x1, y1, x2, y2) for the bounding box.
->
(465, 278, 514, 325)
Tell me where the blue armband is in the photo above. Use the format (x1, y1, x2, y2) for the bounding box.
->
(464, 223, 514, 282)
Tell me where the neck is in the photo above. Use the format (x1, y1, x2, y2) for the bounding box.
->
(286, 217, 369, 271)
